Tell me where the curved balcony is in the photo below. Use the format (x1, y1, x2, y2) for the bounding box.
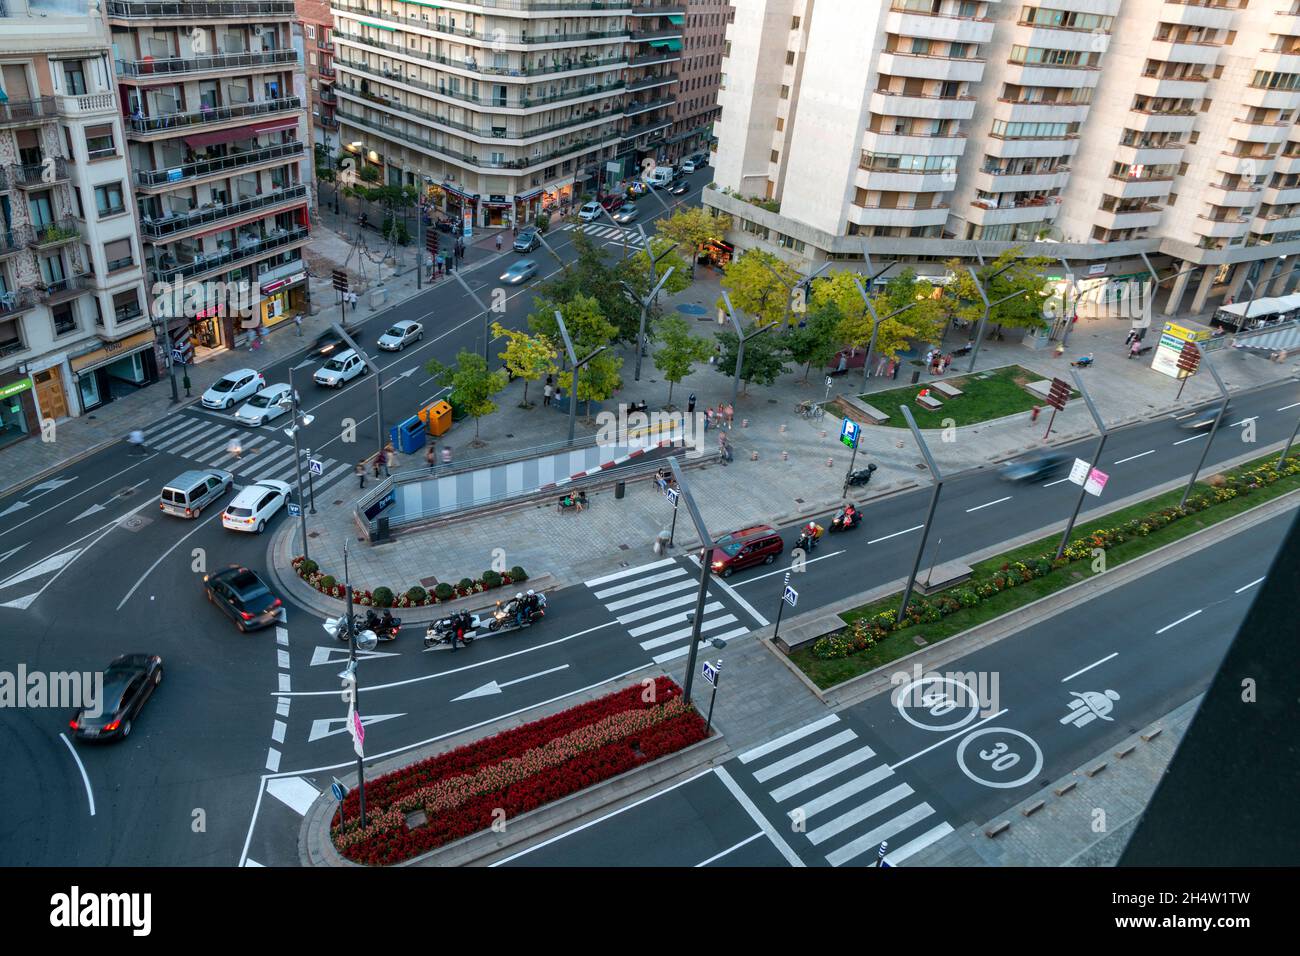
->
(127, 96, 302, 139)
(973, 167, 1071, 194)
(1115, 142, 1186, 167)
(994, 99, 1091, 125)
(885, 8, 994, 44)
(135, 140, 305, 190)
(1161, 0, 1235, 30)
(1107, 175, 1174, 200)
(150, 225, 309, 286)
(856, 165, 955, 193)
(1208, 183, 1263, 206)
(1148, 38, 1222, 66)
(1135, 74, 1210, 101)
(862, 130, 967, 156)
(1194, 214, 1251, 239)
(1005, 62, 1103, 90)
(140, 184, 309, 242)
(107, 1, 295, 18)
(1094, 205, 1164, 231)
(1127, 108, 1198, 134)
(1217, 151, 1275, 178)
(116, 49, 299, 82)
(984, 135, 1080, 161)
(849, 203, 950, 228)
(878, 51, 986, 83)
(1253, 211, 1300, 233)
(1241, 83, 1300, 110)
(330, 3, 629, 47)
(334, 32, 627, 80)
(1261, 184, 1300, 205)
(1229, 117, 1292, 145)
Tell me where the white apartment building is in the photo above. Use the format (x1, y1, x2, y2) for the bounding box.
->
(1, 0, 151, 449)
(708, 0, 1300, 318)
(327, 0, 687, 228)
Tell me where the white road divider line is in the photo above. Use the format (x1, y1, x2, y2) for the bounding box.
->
(868, 524, 924, 545)
(966, 496, 1011, 513)
(1061, 652, 1119, 683)
(1235, 576, 1266, 593)
(1173, 434, 1207, 445)
(1113, 450, 1155, 464)
(59, 733, 95, 817)
(695, 831, 764, 867)
(714, 767, 805, 868)
(1155, 609, 1202, 634)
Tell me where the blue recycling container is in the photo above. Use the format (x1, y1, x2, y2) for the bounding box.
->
(391, 416, 426, 454)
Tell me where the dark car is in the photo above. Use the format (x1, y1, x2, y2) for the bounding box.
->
(669, 180, 690, 196)
(599, 194, 625, 213)
(1178, 402, 1233, 430)
(514, 227, 540, 252)
(311, 322, 362, 358)
(69, 654, 163, 742)
(999, 453, 1071, 483)
(706, 524, 784, 577)
(203, 565, 282, 632)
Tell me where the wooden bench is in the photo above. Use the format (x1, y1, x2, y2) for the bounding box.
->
(917, 394, 943, 411)
(844, 394, 890, 424)
(931, 380, 963, 399)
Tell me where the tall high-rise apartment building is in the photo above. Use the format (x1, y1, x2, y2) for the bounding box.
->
(709, 0, 1300, 317)
(326, 1, 701, 227)
(296, 0, 340, 148)
(663, 0, 731, 161)
(108, 0, 312, 362)
(1, 0, 151, 445)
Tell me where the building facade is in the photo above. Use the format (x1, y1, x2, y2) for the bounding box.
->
(108, 0, 312, 363)
(295, 0, 340, 149)
(663, 0, 730, 163)
(1, 0, 152, 448)
(709, 0, 1300, 318)
(326, 1, 705, 227)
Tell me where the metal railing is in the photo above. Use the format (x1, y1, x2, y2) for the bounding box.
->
(107, 0, 294, 17)
(150, 225, 308, 284)
(626, 73, 678, 91)
(141, 184, 307, 239)
(128, 95, 300, 134)
(0, 227, 29, 255)
(334, 31, 626, 77)
(0, 288, 38, 318)
(41, 274, 92, 302)
(11, 157, 70, 187)
(0, 96, 58, 126)
(28, 219, 80, 249)
(134, 140, 304, 187)
(116, 49, 298, 79)
(340, 87, 621, 140)
(331, 3, 630, 44)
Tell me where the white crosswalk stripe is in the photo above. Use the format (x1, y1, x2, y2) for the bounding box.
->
(735, 716, 955, 867)
(583, 557, 765, 663)
(139, 412, 349, 495)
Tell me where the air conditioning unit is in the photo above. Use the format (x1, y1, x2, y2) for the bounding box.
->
(257, 262, 269, 275)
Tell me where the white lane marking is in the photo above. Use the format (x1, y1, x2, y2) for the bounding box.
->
(1228, 417, 1259, 427)
(710, 571, 770, 626)
(1113, 450, 1155, 464)
(616, 592, 699, 625)
(272, 720, 286, 744)
(452, 664, 571, 702)
(276, 697, 290, 718)
(1043, 476, 1073, 487)
(731, 549, 844, 587)
(1277, 402, 1300, 411)
(739, 714, 840, 764)
(826, 802, 940, 867)
(278, 672, 291, 694)
(1173, 434, 1207, 446)
(59, 733, 95, 817)
(883, 821, 955, 866)
(308, 712, 406, 742)
(807, 782, 914, 846)
(868, 524, 924, 544)
(628, 601, 724, 638)
(115, 509, 223, 610)
(696, 831, 764, 867)
(792, 764, 894, 821)
(592, 567, 687, 600)
(266, 776, 320, 815)
(889, 709, 1009, 771)
(714, 767, 805, 868)
(966, 495, 1011, 513)
(276, 626, 289, 646)
(651, 626, 751, 663)
(265, 749, 281, 772)
(1235, 576, 1266, 594)
(1155, 609, 1202, 635)
(0, 454, 158, 540)
(639, 614, 737, 650)
(244, 858, 264, 867)
(753, 729, 860, 784)
(602, 578, 698, 611)
(769, 745, 877, 803)
(277, 649, 290, 670)
(0, 548, 82, 589)
(489, 768, 715, 866)
(1061, 652, 1119, 683)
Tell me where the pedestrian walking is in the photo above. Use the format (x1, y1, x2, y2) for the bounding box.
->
(687, 392, 696, 414)
(294, 314, 303, 337)
(495, 234, 503, 252)
(890, 359, 900, 380)
(942, 354, 953, 373)
(182, 371, 191, 397)
(1030, 405, 1041, 424)
(718, 431, 733, 463)
(441, 447, 452, 466)
(1124, 329, 1137, 347)
(382, 441, 395, 477)
(543, 379, 554, 406)
(1128, 338, 1141, 359)
(426, 446, 436, 471)
(704, 407, 713, 431)
(724, 402, 734, 428)
(372, 454, 382, 479)
(128, 428, 146, 456)
(356, 461, 367, 489)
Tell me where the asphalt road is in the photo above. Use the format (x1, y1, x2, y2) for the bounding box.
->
(494, 507, 1296, 867)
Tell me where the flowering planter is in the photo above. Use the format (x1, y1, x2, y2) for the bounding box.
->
(291, 555, 527, 608)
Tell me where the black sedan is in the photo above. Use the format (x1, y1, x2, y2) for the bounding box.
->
(669, 180, 690, 196)
(311, 322, 363, 358)
(69, 654, 163, 742)
(999, 453, 1071, 483)
(203, 565, 282, 632)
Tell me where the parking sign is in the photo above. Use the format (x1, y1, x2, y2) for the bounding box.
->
(840, 418, 860, 450)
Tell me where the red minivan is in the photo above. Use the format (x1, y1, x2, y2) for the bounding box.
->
(707, 525, 784, 577)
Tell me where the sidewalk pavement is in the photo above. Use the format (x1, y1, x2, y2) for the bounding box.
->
(276, 268, 1300, 606)
(0, 222, 509, 499)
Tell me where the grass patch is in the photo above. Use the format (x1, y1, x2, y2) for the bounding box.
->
(790, 452, 1300, 689)
(860, 365, 1054, 428)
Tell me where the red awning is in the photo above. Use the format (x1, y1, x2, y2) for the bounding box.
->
(248, 118, 299, 136)
(184, 125, 256, 149)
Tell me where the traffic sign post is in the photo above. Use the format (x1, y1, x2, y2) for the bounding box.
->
(876, 840, 889, 867)
(332, 268, 349, 312)
(288, 501, 301, 518)
(840, 418, 861, 499)
(1042, 377, 1071, 439)
(665, 483, 680, 548)
(1055, 370, 1109, 560)
(1174, 340, 1201, 401)
(330, 779, 349, 829)
(703, 658, 721, 735)
(306, 452, 319, 514)
(771, 572, 797, 648)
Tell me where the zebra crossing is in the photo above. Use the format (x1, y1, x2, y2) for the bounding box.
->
(734, 714, 954, 867)
(556, 221, 640, 243)
(584, 557, 765, 664)
(141, 413, 353, 493)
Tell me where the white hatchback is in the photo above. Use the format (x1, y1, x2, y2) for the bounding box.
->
(221, 480, 292, 534)
(578, 201, 603, 222)
(201, 369, 265, 410)
(377, 320, 423, 352)
(234, 383, 296, 426)
(314, 349, 367, 388)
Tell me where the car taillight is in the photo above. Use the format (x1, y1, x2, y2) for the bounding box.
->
(103, 719, 120, 732)
(69, 719, 79, 731)
(240, 611, 254, 620)
(184, 507, 193, 517)
(270, 599, 282, 609)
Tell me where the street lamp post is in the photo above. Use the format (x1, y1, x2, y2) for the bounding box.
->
(965, 261, 1019, 373)
(1180, 357, 1230, 509)
(449, 268, 494, 365)
(667, 456, 714, 706)
(1055, 369, 1108, 560)
(719, 291, 772, 410)
(285, 366, 312, 563)
(897, 405, 946, 624)
(759, 257, 833, 329)
(621, 259, 676, 383)
(555, 309, 607, 446)
(853, 277, 922, 389)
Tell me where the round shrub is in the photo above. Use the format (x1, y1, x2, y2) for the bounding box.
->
(372, 586, 394, 608)
(481, 570, 502, 589)
(457, 577, 474, 592)
(300, 558, 318, 576)
(406, 586, 427, 605)
(434, 582, 454, 601)
(320, 575, 336, 591)
(510, 566, 528, 582)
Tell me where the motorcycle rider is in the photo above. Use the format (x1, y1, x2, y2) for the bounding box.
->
(799, 520, 824, 551)
(843, 502, 858, 528)
(513, 592, 529, 627)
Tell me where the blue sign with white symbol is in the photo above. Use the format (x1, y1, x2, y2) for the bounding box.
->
(783, 585, 798, 608)
(331, 781, 347, 802)
(308, 458, 324, 476)
(288, 501, 301, 517)
(702, 661, 719, 687)
(840, 418, 860, 450)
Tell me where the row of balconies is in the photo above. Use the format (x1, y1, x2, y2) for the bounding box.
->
(149, 223, 308, 286)
(134, 139, 305, 190)
(330, 2, 632, 47)
(139, 183, 308, 242)
(335, 31, 628, 80)
(115, 49, 298, 81)
(107, 1, 295, 19)
(5, 157, 70, 190)
(127, 95, 301, 139)
(0, 219, 81, 258)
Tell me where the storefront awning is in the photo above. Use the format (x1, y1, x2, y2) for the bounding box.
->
(649, 38, 682, 51)
(516, 188, 543, 201)
(667, 15, 684, 25)
(442, 182, 476, 201)
(70, 329, 156, 375)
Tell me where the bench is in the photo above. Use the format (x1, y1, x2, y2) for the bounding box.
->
(917, 394, 943, 411)
(844, 394, 890, 424)
(931, 380, 963, 399)
(1025, 379, 1053, 401)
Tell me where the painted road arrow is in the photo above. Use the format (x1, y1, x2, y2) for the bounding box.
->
(1, 477, 78, 518)
(452, 664, 570, 702)
(0, 549, 82, 590)
(67, 480, 150, 524)
(308, 712, 405, 743)
(309, 645, 401, 666)
(0, 544, 28, 566)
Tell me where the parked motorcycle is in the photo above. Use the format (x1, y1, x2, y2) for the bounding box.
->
(845, 464, 877, 487)
(424, 610, 479, 649)
(829, 508, 861, 533)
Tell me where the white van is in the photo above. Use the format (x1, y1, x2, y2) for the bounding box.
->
(646, 166, 675, 189)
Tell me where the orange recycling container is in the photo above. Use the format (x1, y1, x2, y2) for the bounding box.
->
(419, 400, 453, 437)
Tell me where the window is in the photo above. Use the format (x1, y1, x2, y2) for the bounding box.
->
(306, 24, 316, 40)
(771, 149, 780, 163)
(775, 116, 784, 131)
(780, 85, 789, 99)
(785, 51, 795, 65)
(104, 238, 134, 272)
(791, 16, 801, 29)
(51, 302, 77, 336)
(85, 124, 115, 159)
(62, 60, 87, 96)
(94, 182, 125, 217)
(112, 289, 142, 323)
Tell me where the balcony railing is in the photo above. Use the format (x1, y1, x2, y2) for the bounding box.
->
(141, 184, 308, 239)
(333, 32, 626, 77)
(0, 227, 29, 256)
(630, 29, 683, 42)
(624, 96, 675, 116)
(150, 225, 309, 285)
(11, 157, 70, 188)
(0, 289, 39, 319)
(40, 274, 93, 303)
(623, 117, 672, 140)
(128, 96, 301, 135)
(321, 115, 340, 129)
(28, 219, 80, 249)
(107, 1, 295, 18)
(0, 97, 58, 127)
(116, 49, 298, 79)
(331, 3, 630, 45)
(59, 94, 118, 116)
(342, 88, 621, 140)
(135, 140, 304, 187)
(629, 50, 681, 67)
(626, 73, 678, 92)
(0, 168, 7, 191)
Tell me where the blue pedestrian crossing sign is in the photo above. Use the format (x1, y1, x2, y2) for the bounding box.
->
(840, 418, 860, 449)
(702, 660, 719, 687)
(783, 584, 798, 608)
(330, 780, 348, 802)
(308, 458, 324, 476)
(288, 501, 301, 517)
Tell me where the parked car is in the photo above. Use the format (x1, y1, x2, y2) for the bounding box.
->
(160, 468, 233, 519)
(513, 227, 540, 252)
(705, 524, 784, 577)
(578, 201, 603, 222)
(201, 369, 265, 410)
(999, 453, 1071, 483)
(314, 348, 367, 388)
(500, 259, 538, 284)
(203, 565, 282, 632)
(612, 204, 640, 225)
(221, 479, 292, 534)
(68, 654, 163, 742)
(681, 153, 709, 174)
(311, 322, 362, 358)
(377, 320, 423, 352)
(234, 383, 295, 426)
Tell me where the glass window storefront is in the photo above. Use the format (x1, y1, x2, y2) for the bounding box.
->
(0, 378, 34, 450)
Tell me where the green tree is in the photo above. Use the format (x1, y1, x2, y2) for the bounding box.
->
(715, 322, 790, 394)
(718, 248, 802, 327)
(530, 293, 623, 415)
(784, 301, 845, 382)
(621, 236, 692, 300)
(535, 232, 643, 345)
(424, 349, 507, 441)
(652, 316, 714, 406)
(825, 269, 945, 361)
(653, 206, 732, 276)
(491, 322, 556, 408)
(942, 248, 1052, 335)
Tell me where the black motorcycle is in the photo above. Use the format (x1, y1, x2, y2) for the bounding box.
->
(829, 509, 861, 533)
(361, 610, 401, 642)
(795, 530, 819, 554)
(424, 611, 478, 649)
(846, 464, 877, 487)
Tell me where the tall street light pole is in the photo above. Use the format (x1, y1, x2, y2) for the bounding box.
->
(330, 322, 387, 468)
(622, 265, 676, 383)
(965, 260, 1017, 373)
(853, 277, 921, 389)
(667, 455, 714, 707)
(720, 291, 772, 410)
(1055, 369, 1108, 559)
(759, 257, 833, 329)
(1180, 356, 1230, 509)
(897, 405, 945, 624)
(285, 366, 313, 564)
(555, 309, 606, 446)
(449, 269, 495, 365)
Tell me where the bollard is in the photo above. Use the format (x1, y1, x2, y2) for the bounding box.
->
(820, 430, 828, 439)
(826, 457, 834, 467)
(741, 418, 749, 428)
(781, 450, 788, 461)
(750, 450, 758, 461)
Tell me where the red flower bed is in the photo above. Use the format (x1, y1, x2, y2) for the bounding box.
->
(332, 677, 707, 865)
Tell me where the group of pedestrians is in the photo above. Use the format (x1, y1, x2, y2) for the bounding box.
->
(702, 402, 734, 431)
(925, 348, 954, 375)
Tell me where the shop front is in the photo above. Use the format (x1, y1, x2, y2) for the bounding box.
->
(71, 329, 160, 413)
(515, 187, 543, 224)
(484, 196, 512, 227)
(441, 182, 478, 234)
(0, 373, 38, 450)
(259, 270, 309, 328)
(540, 179, 575, 216)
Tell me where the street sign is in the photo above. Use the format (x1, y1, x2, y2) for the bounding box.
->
(1069, 457, 1090, 486)
(1045, 377, 1071, 411)
(1084, 467, 1108, 497)
(783, 584, 798, 608)
(349, 708, 365, 756)
(702, 660, 719, 687)
(331, 268, 348, 292)
(839, 418, 860, 449)
(665, 486, 679, 506)
(288, 501, 301, 517)
(308, 458, 324, 476)
(170, 349, 187, 365)
(330, 781, 347, 802)
(1176, 340, 1202, 375)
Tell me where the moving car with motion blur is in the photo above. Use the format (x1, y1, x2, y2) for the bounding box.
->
(203, 565, 282, 632)
(578, 201, 603, 222)
(1178, 402, 1233, 430)
(377, 320, 423, 352)
(69, 654, 163, 742)
(500, 259, 538, 284)
(999, 453, 1071, 483)
(234, 383, 295, 426)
